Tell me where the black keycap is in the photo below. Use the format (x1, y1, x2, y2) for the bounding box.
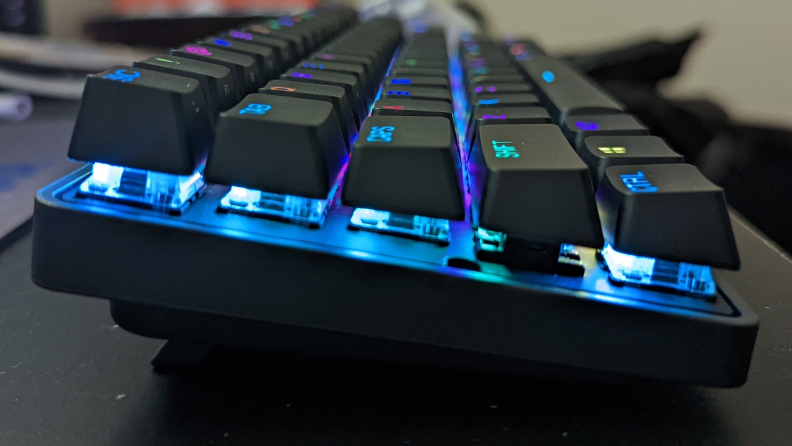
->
(504, 38, 547, 59)
(282, 68, 367, 123)
(312, 52, 376, 82)
(396, 58, 448, 70)
(200, 38, 278, 82)
(465, 106, 551, 157)
(468, 74, 524, 85)
(561, 114, 649, 153)
(596, 163, 740, 268)
(205, 94, 347, 199)
(172, 45, 259, 97)
(261, 79, 358, 151)
(473, 93, 541, 111)
(520, 56, 624, 122)
(382, 86, 452, 104)
(385, 76, 449, 90)
(371, 98, 454, 124)
(581, 136, 684, 187)
(134, 54, 237, 127)
(466, 66, 520, 78)
(469, 82, 532, 96)
(223, 30, 293, 66)
(68, 66, 212, 175)
(262, 19, 315, 50)
(245, 24, 305, 58)
(296, 60, 370, 98)
(391, 67, 449, 77)
(342, 116, 465, 220)
(468, 124, 603, 247)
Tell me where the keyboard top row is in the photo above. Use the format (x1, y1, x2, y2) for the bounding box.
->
(64, 9, 739, 298)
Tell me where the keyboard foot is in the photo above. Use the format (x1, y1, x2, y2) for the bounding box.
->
(150, 340, 214, 372)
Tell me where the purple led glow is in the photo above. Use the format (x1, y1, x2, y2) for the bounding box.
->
(576, 121, 600, 131)
(229, 30, 252, 40)
(316, 53, 335, 60)
(185, 46, 211, 56)
(467, 59, 486, 68)
(279, 17, 294, 26)
(291, 72, 313, 78)
(482, 114, 507, 120)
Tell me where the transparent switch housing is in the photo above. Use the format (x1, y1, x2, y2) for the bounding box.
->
(350, 208, 451, 244)
(601, 244, 717, 297)
(79, 163, 204, 213)
(219, 185, 338, 227)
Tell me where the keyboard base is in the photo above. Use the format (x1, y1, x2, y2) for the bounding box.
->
(32, 167, 759, 387)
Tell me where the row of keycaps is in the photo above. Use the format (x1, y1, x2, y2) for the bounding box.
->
(459, 34, 739, 269)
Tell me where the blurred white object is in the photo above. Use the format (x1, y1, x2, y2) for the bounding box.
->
(0, 93, 33, 122)
(358, 0, 479, 51)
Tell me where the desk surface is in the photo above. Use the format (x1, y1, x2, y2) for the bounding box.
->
(1, 106, 792, 446)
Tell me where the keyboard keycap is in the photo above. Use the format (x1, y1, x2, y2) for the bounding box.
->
(371, 98, 454, 124)
(595, 163, 740, 268)
(68, 66, 212, 175)
(562, 114, 649, 153)
(391, 67, 449, 77)
(520, 56, 624, 122)
(205, 94, 347, 199)
(342, 116, 465, 220)
(580, 136, 684, 187)
(312, 52, 376, 81)
(283, 68, 367, 123)
(468, 124, 603, 247)
(245, 24, 306, 58)
(469, 82, 532, 96)
(384, 76, 450, 90)
(473, 93, 540, 109)
(297, 60, 371, 98)
(382, 86, 452, 104)
(466, 106, 551, 157)
(200, 38, 278, 81)
(133, 55, 237, 127)
(468, 74, 525, 85)
(261, 79, 358, 151)
(172, 45, 260, 97)
(223, 30, 293, 66)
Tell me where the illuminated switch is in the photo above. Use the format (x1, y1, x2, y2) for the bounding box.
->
(465, 106, 551, 158)
(596, 163, 740, 269)
(172, 45, 260, 96)
(260, 79, 358, 151)
(205, 94, 347, 199)
(68, 66, 212, 175)
(579, 136, 684, 187)
(342, 116, 465, 220)
(134, 55, 238, 127)
(561, 114, 649, 153)
(468, 124, 603, 248)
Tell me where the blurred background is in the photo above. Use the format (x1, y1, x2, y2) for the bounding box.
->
(33, 0, 791, 127)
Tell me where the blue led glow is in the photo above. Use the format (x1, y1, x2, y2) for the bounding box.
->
(541, 70, 555, 83)
(220, 184, 338, 227)
(239, 103, 271, 115)
(213, 39, 231, 46)
(79, 163, 204, 212)
(366, 125, 394, 142)
(601, 244, 716, 296)
(575, 121, 600, 131)
(350, 208, 450, 244)
(390, 79, 411, 85)
(492, 140, 519, 158)
(388, 90, 409, 96)
(278, 17, 294, 26)
(102, 69, 140, 83)
(620, 171, 658, 193)
(292, 72, 312, 78)
(479, 99, 499, 105)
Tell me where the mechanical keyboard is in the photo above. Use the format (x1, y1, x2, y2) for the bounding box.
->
(31, 6, 758, 387)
